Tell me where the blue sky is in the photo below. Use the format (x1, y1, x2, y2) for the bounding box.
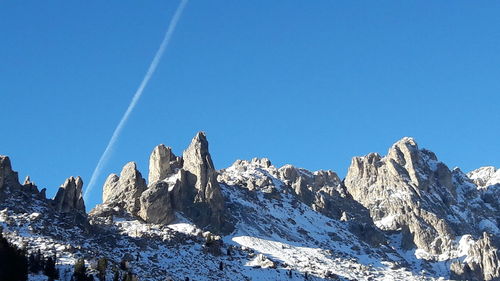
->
(1, 1, 499, 209)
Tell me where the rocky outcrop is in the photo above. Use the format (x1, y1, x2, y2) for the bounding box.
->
(451, 232, 500, 281)
(219, 157, 385, 246)
(1, 155, 86, 215)
(468, 166, 500, 189)
(180, 132, 226, 230)
(138, 180, 176, 224)
(53, 176, 86, 213)
(0, 156, 20, 191)
(102, 162, 147, 215)
(277, 164, 375, 224)
(344, 137, 485, 255)
(148, 144, 182, 184)
(95, 132, 230, 233)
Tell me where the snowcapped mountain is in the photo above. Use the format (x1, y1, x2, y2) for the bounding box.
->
(468, 167, 500, 189)
(0, 133, 499, 281)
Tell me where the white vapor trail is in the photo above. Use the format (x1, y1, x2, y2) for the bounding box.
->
(84, 0, 188, 200)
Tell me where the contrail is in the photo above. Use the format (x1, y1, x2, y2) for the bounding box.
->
(84, 0, 189, 200)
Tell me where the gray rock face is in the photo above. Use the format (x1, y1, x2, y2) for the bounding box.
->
(23, 176, 39, 194)
(139, 180, 176, 225)
(451, 233, 500, 281)
(1, 155, 86, 214)
(0, 156, 20, 191)
(219, 157, 385, 246)
(95, 132, 229, 233)
(53, 176, 86, 213)
(102, 162, 147, 215)
(181, 132, 225, 230)
(344, 137, 498, 257)
(148, 144, 182, 184)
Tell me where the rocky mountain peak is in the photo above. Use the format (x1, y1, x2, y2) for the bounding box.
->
(148, 144, 181, 184)
(345, 137, 479, 255)
(23, 176, 32, 185)
(0, 155, 20, 191)
(102, 161, 147, 215)
(95, 132, 229, 233)
(53, 176, 86, 213)
(182, 132, 221, 205)
(468, 166, 500, 189)
(250, 157, 272, 168)
(181, 132, 226, 230)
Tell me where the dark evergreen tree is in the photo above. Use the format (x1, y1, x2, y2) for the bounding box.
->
(73, 258, 93, 281)
(121, 272, 137, 281)
(44, 255, 59, 281)
(219, 261, 224, 271)
(112, 268, 120, 281)
(28, 253, 38, 273)
(97, 257, 108, 281)
(119, 259, 127, 271)
(0, 229, 28, 281)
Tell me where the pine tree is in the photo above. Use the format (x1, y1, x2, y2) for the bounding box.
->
(112, 268, 120, 281)
(28, 253, 37, 273)
(73, 258, 93, 281)
(44, 255, 59, 281)
(97, 257, 108, 281)
(122, 272, 137, 281)
(219, 261, 224, 271)
(0, 230, 28, 281)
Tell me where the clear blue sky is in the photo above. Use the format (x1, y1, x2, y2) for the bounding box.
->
(1, 1, 499, 209)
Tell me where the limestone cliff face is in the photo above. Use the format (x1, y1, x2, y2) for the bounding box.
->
(344, 137, 496, 255)
(1, 155, 87, 217)
(53, 176, 86, 213)
(102, 162, 147, 215)
(451, 232, 500, 281)
(180, 132, 225, 229)
(96, 132, 229, 233)
(0, 156, 20, 192)
(148, 144, 182, 184)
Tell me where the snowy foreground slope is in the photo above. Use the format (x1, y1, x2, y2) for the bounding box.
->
(0, 133, 499, 281)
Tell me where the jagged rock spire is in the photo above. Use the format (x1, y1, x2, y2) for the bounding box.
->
(451, 232, 500, 281)
(148, 144, 181, 184)
(53, 176, 86, 213)
(0, 155, 20, 191)
(95, 132, 230, 232)
(181, 132, 224, 218)
(344, 137, 496, 258)
(103, 162, 147, 215)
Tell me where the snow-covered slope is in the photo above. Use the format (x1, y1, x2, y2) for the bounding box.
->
(468, 166, 500, 189)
